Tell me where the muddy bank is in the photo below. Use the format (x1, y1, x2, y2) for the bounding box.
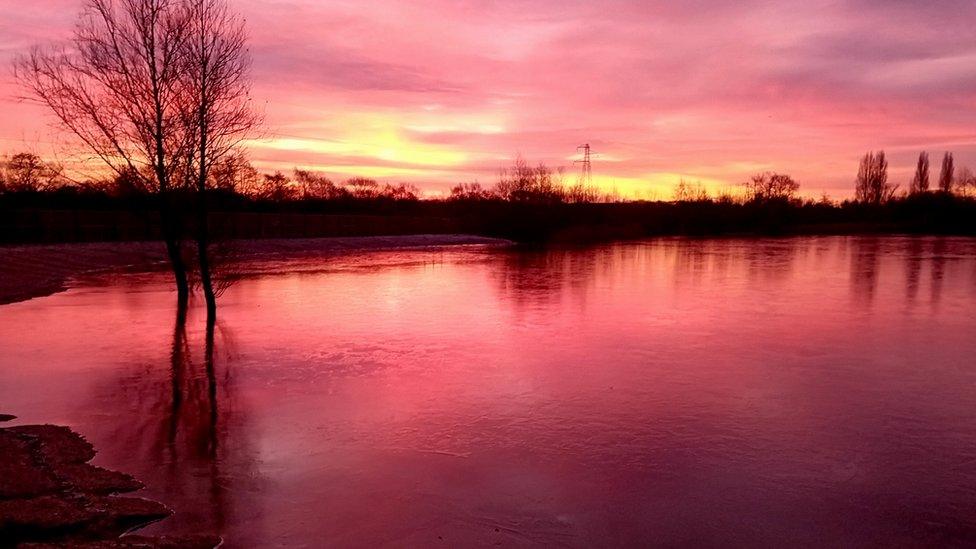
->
(0, 415, 218, 548)
(0, 234, 511, 306)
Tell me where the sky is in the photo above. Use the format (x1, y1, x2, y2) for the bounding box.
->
(2, 0, 976, 199)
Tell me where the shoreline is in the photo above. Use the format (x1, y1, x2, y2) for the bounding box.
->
(0, 234, 511, 306)
(0, 414, 219, 548)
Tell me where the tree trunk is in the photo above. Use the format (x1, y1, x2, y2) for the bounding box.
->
(197, 53, 217, 321)
(166, 237, 190, 307)
(197, 239, 217, 320)
(197, 198, 217, 321)
(160, 197, 190, 310)
(204, 313, 218, 457)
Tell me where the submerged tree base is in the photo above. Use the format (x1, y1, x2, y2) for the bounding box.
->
(0, 416, 219, 548)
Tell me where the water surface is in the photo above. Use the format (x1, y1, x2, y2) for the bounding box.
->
(2, 236, 975, 547)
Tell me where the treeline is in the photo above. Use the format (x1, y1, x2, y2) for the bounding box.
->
(4, 149, 976, 244)
(0, 151, 618, 204)
(9, 147, 973, 207)
(0, 151, 421, 202)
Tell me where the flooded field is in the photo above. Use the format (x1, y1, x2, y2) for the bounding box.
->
(2, 236, 975, 547)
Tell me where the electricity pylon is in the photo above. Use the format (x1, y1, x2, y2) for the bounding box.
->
(574, 143, 592, 187)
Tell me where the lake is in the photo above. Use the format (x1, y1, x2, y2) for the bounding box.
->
(1, 236, 975, 547)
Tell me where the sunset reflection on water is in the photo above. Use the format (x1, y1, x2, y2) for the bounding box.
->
(2, 236, 975, 547)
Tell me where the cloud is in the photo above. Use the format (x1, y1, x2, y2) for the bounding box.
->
(3, 0, 976, 197)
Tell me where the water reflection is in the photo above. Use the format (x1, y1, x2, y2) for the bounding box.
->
(851, 236, 881, 308)
(931, 237, 947, 308)
(491, 239, 810, 310)
(743, 239, 798, 284)
(167, 313, 218, 460)
(2, 237, 976, 546)
(95, 306, 253, 538)
(491, 247, 603, 313)
(488, 237, 975, 321)
(152, 311, 244, 536)
(905, 238, 923, 304)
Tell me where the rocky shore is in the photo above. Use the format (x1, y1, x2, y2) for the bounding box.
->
(0, 414, 219, 548)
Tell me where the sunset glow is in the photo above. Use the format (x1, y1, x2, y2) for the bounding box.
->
(3, 0, 976, 198)
(3, 1, 976, 545)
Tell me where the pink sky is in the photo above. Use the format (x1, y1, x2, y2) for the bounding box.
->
(3, 0, 976, 198)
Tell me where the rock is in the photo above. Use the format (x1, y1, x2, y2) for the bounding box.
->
(0, 494, 170, 541)
(84, 495, 172, 535)
(7, 424, 98, 464)
(0, 423, 218, 548)
(56, 463, 144, 495)
(0, 495, 97, 543)
(0, 431, 62, 498)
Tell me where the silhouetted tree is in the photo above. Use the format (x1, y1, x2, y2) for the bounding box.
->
(294, 169, 343, 200)
(495, 155, 564, 202)
(449, 182, 494, 201)
(938, 152, 954, 193)
(743, 172, 799, 202)
(111, 166, 154, 196)
(855, 151, 896, 204)
(0, 152, 63, 192)
(716, 187, 746, 205)
(673, 179, 710, 202)
(955, 166, 976, 197)
(260, 172, 296, 201)
(380, 183, 419, 201)
(17, 0, 195, 308)
(181, 0, 259, 320)
(565, 181, 605, 203)
(347, 177, 379, 199)
(910, 152, 929, 194)
(211, 152, 260, 196)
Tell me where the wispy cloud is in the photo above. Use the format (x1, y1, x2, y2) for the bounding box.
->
(3, 0, 976, 197)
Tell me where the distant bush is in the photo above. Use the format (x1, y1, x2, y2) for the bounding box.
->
(450, 182, 495, 201)
(673, 180, 710, 202)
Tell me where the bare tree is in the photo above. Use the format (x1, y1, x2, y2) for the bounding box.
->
(855, 151, 896, 204)
(0, 152, 64, 192)
(495, 155, 564, 202)
(565, 181, 601, 203)
(955, 166, 976, 196)
(380, 183, 419, 201)
(260, 172, 295, 201)
(16, 0, 194, 308)
(938, 152, 954, 193)
(211, 151, 260, 195)
(294, 168, 344, 200)
(106, 166, 152, 195)
(743, 172, 799, 202)
(449, 182, 494, 201)
(180, 0, 259, 320)
(673, 179, 709, 202)
(347, 177, 379, 199)
(910, 151, 929, 194)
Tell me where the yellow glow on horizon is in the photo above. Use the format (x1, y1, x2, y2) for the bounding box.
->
(245, 113, 468, 168)
(251, 158, 456, 179)
(583, 172, 735, 201)
(247, 135, 466, 168)
(239, 113, 835, 200)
